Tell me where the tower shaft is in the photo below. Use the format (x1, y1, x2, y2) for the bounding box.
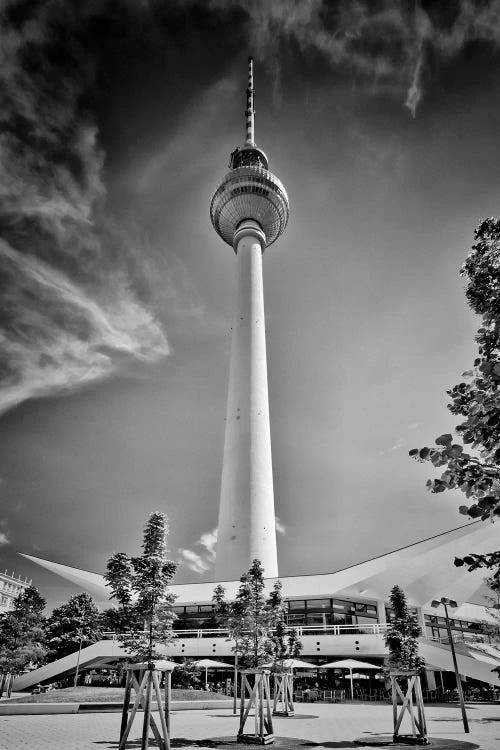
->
(215, 221, 278, 580)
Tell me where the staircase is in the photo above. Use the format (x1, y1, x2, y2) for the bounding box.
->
(13, 640, 129, 691)
(419, 638, 500, 687)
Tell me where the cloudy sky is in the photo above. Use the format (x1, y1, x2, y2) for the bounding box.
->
(1, 0, 499, 610)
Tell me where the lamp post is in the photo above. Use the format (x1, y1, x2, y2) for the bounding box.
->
(430, 597, 469, 733)
(73, 631, 84, 688)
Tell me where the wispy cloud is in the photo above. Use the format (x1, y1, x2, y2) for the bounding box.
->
(0, 524, 10, 547)
(217, 0, 500, 116)
(178, 527, 218, 574)
(0, 4, 171, 416)
(388, 439, 405, 453)
(178, 548, 211, 575)
(179, 517, 286, 575)
(199, 528, 218, 559)
(132, 77, 237, 196)
(275, 516, 286, 535)
(381, 422, 419, 455)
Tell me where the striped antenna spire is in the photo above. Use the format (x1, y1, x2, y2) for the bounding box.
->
(245, 56, 255, 146)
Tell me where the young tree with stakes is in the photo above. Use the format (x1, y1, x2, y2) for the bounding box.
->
(267, 581, 302, 716)
(385, 586, 424, 675)
(213, 559, 284, 743)
(106, 512, 177, 750)
(385, 585, 428, 745)
(410, 219, 500, 581)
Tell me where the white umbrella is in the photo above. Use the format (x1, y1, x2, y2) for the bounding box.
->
(281, 658, 316, 670)
(193, 658, 231, 688)
(320, 658, 380, 700)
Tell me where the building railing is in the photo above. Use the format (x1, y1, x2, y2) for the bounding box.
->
(101, 623, 389, 641)
(422, 632, 499, 646)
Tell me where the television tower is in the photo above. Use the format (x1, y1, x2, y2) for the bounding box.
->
(210, 57, 289, 580)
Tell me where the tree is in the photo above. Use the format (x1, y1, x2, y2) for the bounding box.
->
(212, 559, 282, 668)
(45, 593, 102, 661)
(267, 581, 302, 670)
(171, 659, 202, 689)
(109, 513, 178, 750)
(385, 586, 427, 743)
(0, 585, 47, 673)
(213, 560, 284, 741)
(385, 585, 424, 674)
(105, 552, 133, 611)
(105, 511, 177, 662)
(103, 551, 142, 633)
(99, 606, 143, 634)
(410, 218, 500, 576)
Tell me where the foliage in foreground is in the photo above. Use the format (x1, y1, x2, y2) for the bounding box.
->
(0, 585, 47, 673)
(105, 511, 177, 662)
(384, 585, 424, 674)
(410, 218, 500, 580)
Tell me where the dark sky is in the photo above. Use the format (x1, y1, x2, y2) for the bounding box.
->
(1, 0, 500, 611)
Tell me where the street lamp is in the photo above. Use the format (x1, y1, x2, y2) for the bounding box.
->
(73, 631, 84, 689)
(430, 597, 469, 733)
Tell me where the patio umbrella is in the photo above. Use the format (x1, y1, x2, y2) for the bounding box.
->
(193, 658, 231, 688)
(320, 658, 380, 700)
(281, 658, 317, 671)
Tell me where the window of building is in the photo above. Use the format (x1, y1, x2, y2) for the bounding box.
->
(307, 599, 330, 610)
(286, 613, 306, 625)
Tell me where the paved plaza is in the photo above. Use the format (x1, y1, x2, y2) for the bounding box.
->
(0, 703, 499, 750)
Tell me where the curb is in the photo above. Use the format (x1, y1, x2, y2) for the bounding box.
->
(0, 699, 233, 716)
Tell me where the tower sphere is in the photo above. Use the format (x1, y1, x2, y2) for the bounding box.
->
(210, 58, 289, 249)
(210, 161, 289, 249)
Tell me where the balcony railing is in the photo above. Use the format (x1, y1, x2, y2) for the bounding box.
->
(102, 623, 389, 641)
(422, 632, 499, 646)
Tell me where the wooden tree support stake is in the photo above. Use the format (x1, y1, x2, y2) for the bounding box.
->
(118, 662, 173, 750)
(238, 668, 274, 744)
(390, 671, 429, 746)
(272, 670, 294, 717)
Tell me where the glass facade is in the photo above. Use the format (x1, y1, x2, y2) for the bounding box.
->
(171, 598, 488, 639)
(172, 597, 378, 631)
(286, 598, 378, 627)
(424, 613, 484, 642)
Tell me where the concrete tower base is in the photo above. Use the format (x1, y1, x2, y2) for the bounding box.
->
(215, 220, 278, 581)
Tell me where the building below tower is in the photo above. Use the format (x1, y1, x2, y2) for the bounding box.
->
(0, 569, 31, 613)
(17, 521, 500, 693)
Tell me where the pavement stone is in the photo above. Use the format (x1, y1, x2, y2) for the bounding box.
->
(0, 702, 499, 750)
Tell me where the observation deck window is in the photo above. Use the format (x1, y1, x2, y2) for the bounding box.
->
(231, 149, 268, 170)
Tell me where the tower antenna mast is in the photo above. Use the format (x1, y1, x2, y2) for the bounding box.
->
(245, 56, 255, 146)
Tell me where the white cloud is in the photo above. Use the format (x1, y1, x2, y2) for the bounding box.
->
(389, 439, 405, 452)
(0, 531, 10, 546)
(405, 47, 424, 118)
(180, 520, 287, 573)
(0, 240, 169, 416)
(178, 548, 210, 574)
(199, 528, 218, 561)
(275, 516, 286, 535)
(178, 527, 218, 574)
